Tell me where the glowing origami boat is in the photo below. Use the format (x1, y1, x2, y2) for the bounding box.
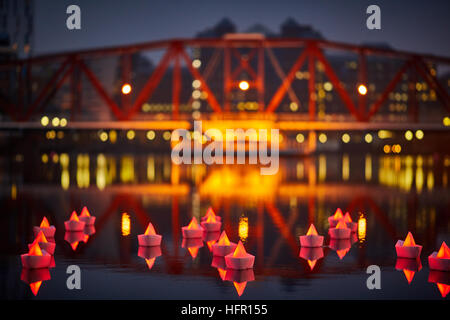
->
(201, 207, 222, 222)
(299, 247, 324, 270)
(329, 220, 351, 239)
(79, 206, 96, 225)
(21, 242, 52, 269)
(395, 232, 422, 259)
(299, 224, 323, 247)
(428, 270, 450, 298)
(343, 212, 357, 232)
(64, 211, 86, 232)
(224, 268, 255, 297)
(181, 217, 204, 238)
(182, 237, 204, 259)
(212, 231, 237, 256)
(33, 217, 56, 238)
(395, 257, 422, 284)
(225, 241, 255, 270)
(428, 241, 450, 272)
(201, 213, 222, 232)
(20, 267, 51, 296)
(138, 245, 162, 270)
(28, 231, 55, 255)
(329, 239, 352, 260)
(328, 208, 344, 228)
(64, 231, 85, 251)
(138, 223, 162, 247)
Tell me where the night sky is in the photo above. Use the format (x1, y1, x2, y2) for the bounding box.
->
(35, 0, 450, 57)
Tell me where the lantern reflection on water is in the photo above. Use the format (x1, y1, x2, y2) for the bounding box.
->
(21, 267, 51, 296)
(182, 238, 204, 259)
(64, 231, 85, 251)
(428, 270, 450, 298)
(225, 268, 255, 297)
(329, 239, 352, 260)
(299, 247, 324, 270)
(138, 246, 162, 270)
(395, 257, 422, 284)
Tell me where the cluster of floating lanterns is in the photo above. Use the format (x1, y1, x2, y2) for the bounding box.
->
(299, 208, 359, 269)
(137, 207, 255, 296)
(20, 205, 449, 298)
(20, 207, 96, 295)
(298, 208, 449, 297)
(395, 231, 449, 297)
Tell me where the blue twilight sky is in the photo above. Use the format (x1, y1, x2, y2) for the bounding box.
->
(34, 0, 450, 57)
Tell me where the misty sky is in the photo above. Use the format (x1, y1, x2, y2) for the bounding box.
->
(34, 0, 450, 57)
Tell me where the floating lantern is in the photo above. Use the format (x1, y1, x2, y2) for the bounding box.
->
(428, 270, 450, 298)
(201, 207, 222, 222)
(395, 257, 422, 284)
(225, 268, 255, 297)
(225, 241, 255, 270)
(212, 231, 237, 256)
(79, 206, 96, 225)
(20, 268, 51, 296)
(182, 237, 204, 259)
(64, 211, 85, 232)
(181, 217, 204, 238)
(28, 231, 55, 255)
(328, 208, 344, 228)
(299, 224, 323, 247)
(428, 241, 450, 272)
(33, 217, 56, 238)
(138, 246, 162, 270)
(343, 212, 357, 232)
(64, 231, 85, 251)
(299, 247, 324, 270)
(329, 239, 352, 260)
(329, 220, 351, 239)
(201, 213, 222, 232)
(21, 242, 51, 269)
(138, 223, 162, 247)
(395, 232, 422, 259)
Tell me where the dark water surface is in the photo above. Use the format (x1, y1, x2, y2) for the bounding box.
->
(1, 149, 449, 299)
